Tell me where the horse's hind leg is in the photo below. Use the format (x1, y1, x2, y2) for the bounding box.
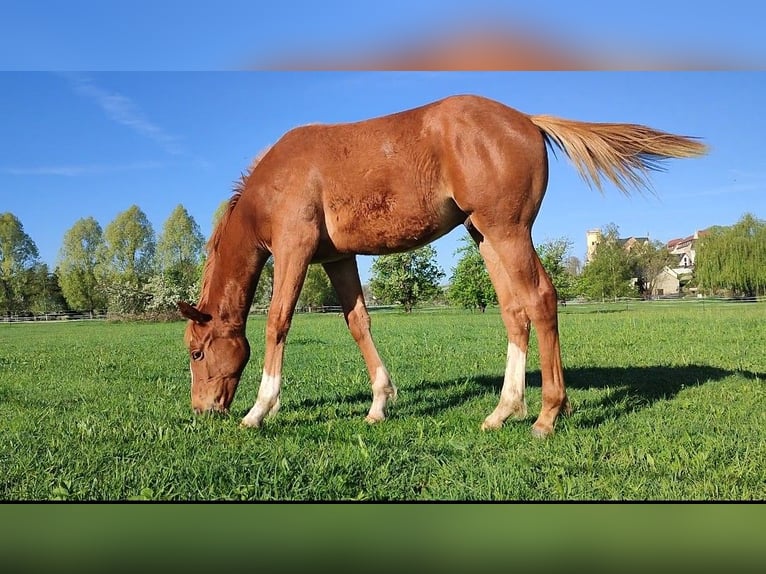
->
(323, 257, 397, 423)
(472, 223, 570, 438)
(474, 237, 531, 429)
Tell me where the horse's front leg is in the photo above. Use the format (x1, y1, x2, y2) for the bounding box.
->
(323, 257, 397, 423)
(240, 248, 312, 428)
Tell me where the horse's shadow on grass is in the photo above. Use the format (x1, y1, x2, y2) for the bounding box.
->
(286, 364, 763, 429)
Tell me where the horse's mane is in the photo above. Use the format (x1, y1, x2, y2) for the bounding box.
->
(198, 146, 272, 305)
(206, 190, 243, 256)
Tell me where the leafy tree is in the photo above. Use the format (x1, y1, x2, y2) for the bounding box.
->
(695, 213, 766, 297)
(156, 205, 204, 277)
(0, 212, 40, 316)
(629, 239, 675, 297)
(536, 237, 577, 301)
(23, 263, 68, 315)
(370, 246, 445, 312)
(102, 274, 152, 317)
(101, 205, 156, 279)
(299, 264, 339, 311)
(151, 205, 204, 313)
(448, 235, 496, 312)
(58, 216, 106, 313)
(579, 223, 637, 301)
(100, 205, 156, 315)
(144, 272, 199, 317)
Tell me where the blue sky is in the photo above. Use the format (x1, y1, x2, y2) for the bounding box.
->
(1, 72, 764, 283)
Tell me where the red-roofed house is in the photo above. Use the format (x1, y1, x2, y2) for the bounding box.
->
(653, 230, 708, 296)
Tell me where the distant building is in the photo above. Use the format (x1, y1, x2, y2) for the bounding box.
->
(585, 227, 709, 297)
(652, 267, 694, 297)
(653, 230, 708, 296)
(619, 236, 650, 252)
(585, 229, 649, 264)
(585, 228, 601, 263)
(665, 230, 707, 268)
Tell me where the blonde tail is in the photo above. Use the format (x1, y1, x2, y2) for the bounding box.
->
(528, 114, 708, 195)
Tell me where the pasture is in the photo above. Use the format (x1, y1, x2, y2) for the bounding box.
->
(1, 301, 764, 500)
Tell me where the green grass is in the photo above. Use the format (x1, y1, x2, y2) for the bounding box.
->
(1, 301, 764, 500)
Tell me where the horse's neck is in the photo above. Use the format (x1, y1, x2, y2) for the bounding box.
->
(201, 234, 266, 331)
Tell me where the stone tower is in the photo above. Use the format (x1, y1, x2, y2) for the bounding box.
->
(585, 228, 602, 263)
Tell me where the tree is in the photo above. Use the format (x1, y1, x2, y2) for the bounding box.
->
(536, 237, 577, 301)
(370, 246, 445, 312)
(299, 264, 339, 311)
(100, 205, 156, 315)
(151, 205, 204, 313)
(695, 213, 766, 297)
(629, 239, 675, 297)
(0, 212, 40, 317)
(144, 272, 199, 317)
(101, 205, 156, 279)
(58, 216, 106, 313)
(448, 235, 496, 312)
(565, 256, 582, 277)
(156, 205, 204, 277)
(578, 223, 637, 301)
(23, 263, 68, 315)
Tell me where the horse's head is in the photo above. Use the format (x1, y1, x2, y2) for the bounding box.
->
(178, 301, 250, 414)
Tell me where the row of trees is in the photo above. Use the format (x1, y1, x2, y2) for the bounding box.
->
(1, 209, 763, 318)
(57, 205, 206, 317)
(0, 206, 206, 318)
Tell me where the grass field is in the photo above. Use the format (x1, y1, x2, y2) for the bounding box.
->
(1, 301, 764, 500)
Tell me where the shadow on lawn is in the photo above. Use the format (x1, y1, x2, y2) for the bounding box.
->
(287, 364, 763, 429)
(448, 364, 762, 427)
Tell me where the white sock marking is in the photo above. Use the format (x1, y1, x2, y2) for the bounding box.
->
(502, 341, 526, 405)
(241, 370, 282, 427)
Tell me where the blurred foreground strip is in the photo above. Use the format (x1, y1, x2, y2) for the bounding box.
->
(261, 22, 744, 71)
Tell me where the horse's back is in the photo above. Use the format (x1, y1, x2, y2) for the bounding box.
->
(246, 95, 547, 256)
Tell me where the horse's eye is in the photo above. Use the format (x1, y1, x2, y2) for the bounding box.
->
(191, 350, 204, 361)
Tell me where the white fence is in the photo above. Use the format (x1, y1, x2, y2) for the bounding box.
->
(0, 310, 107, 323)
(1, 296, 763, 324)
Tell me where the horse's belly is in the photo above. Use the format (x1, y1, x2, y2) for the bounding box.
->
(323, 197, 465, 256)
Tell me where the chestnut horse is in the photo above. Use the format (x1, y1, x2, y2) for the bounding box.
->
(179, 94, 706, 437)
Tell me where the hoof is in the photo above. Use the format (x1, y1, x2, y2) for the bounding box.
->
(239, 416, 262, 428)
(481, 418, 503, 431)
(531, 424, 554, 439)
(365, 414, 385, 424)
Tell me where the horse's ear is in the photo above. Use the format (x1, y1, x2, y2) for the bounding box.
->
(177, 301, 212, 324)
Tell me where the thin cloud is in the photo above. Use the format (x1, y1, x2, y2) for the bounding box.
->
(0, 161, 165, 176)
(66, 73, 183, 155)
